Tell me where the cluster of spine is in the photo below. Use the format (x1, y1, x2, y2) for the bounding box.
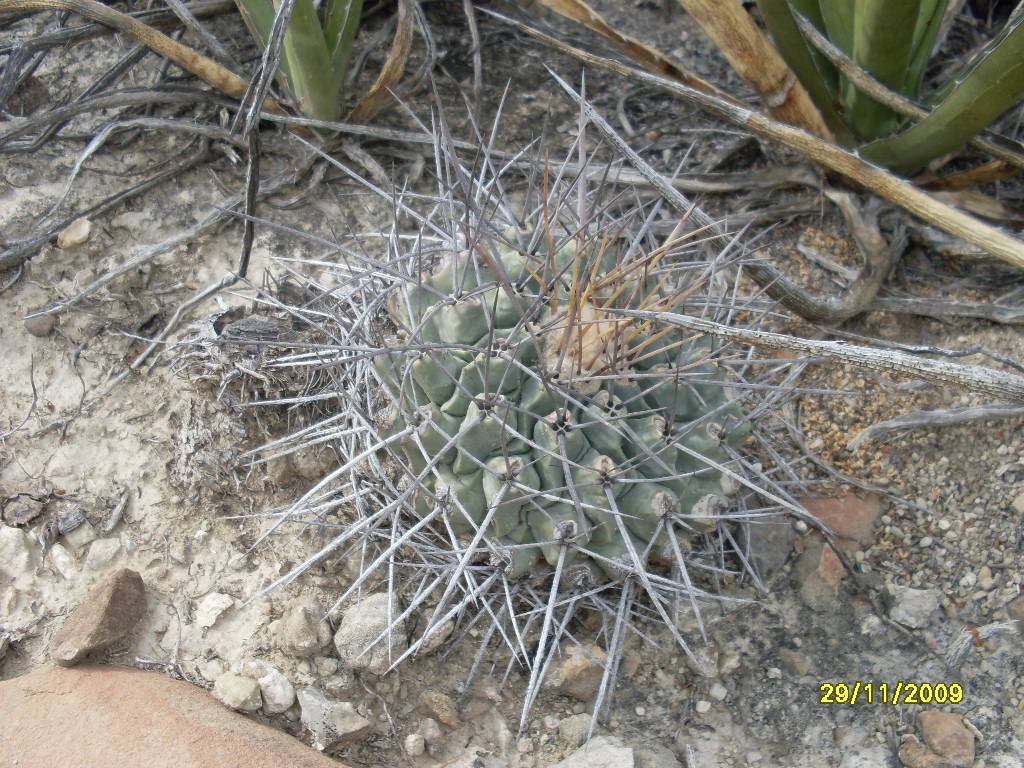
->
(374, 235, 750, 581)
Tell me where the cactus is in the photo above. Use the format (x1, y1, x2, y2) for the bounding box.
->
(373, 237, 751, 582)
(212, 104, 804, 733)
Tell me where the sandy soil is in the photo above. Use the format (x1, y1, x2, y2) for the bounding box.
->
(2, 2, 1023, 768)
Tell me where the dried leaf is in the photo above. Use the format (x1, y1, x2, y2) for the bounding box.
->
(675, 0, 831, 138)
(932, 190, 1024, 224)
(539, 0, 729, 102)
(919, 160, 1021, 191)
(4, 0, 286, 115)
(347, 0, 413, 123)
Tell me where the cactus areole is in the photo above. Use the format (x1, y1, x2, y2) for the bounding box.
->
(374, 236, 751, 581)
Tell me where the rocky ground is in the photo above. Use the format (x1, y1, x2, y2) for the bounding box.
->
(2, 2, 1024, 768)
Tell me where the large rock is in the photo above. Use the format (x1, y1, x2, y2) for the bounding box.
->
(50, 568, 146, 666)
(553, 735, 634, 768)
(333, 592, 407, 675)
(0, 666, 346, 768)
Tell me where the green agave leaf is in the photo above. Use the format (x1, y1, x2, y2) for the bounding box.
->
(274, 0, 340, 121)
(904, 0, 948, 98)
(862, 13, 1024, 173)
(233, 0, 342, 121)
(233, 0, 295, 94)
(817, 0, 855, 56)
(756, 0, 851, 142)
(847, 0, 923, 140)
(323, 0, 363, 87)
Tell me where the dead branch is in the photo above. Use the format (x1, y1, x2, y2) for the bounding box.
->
(485, 9, 1024, 271)
(610, 308, 1024, 402)
(869, 296, 1024, 325)
(0, 0, 286, 114)
(847, 404, 1024, 450)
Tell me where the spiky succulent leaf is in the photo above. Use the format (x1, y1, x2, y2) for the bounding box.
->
(861, 12, 1024, 173)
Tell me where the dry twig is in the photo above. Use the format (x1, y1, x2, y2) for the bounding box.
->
(485, 10, 1024, 271)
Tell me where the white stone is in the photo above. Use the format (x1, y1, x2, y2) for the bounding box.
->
(695, 700, 711, 714)
(333, 593, 407, 675)
(889, 586, 941, 628)
(48, 543, 77, 580)
(84, 538, 121, 571)
(0, 526, 34, 578)
(552, 735, 634, 768)
(297, 688, 371, 751)
(259, 667, 296, 714)
(1013, 492, 1024, 516)
(709, 682, 728, 701)
(634, 743, 682, 768)
(404, 733, 426, 757)
(213, 673, 262, 712)
(196, 657, 227, 682)
(62, 520, 97, 552)
(237, 660, 295, 714)
(419, 717, 443, 746)
(57, 217, 91, 249)
(195, 592, 234, 629)
(314, 656, 339, 676)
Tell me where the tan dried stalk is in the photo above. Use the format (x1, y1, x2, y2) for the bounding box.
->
(675, 0, 831, 139)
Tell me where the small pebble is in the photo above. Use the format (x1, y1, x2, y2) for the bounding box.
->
(24, 314, 56, 337)
(709, 682, 727, 701)
(634, 705, 646, 716)
(404, 733, 426, 757)
(1012, 493, 1024, 515)
(695, 700, 711, 714)
(57, 217, 91, 249)
(766, 667, 782, 680)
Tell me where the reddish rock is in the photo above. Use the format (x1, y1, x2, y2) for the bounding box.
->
(546, 643, 607, 701)
(899, 734, 946, 768)
(50, 568, 146, 666)
(419, 690, 460, 728)
(919, 711, 974, 768)
(793, 537, 846, 612)
(801, 493, 882, 549)
(0, 666, 346, 768)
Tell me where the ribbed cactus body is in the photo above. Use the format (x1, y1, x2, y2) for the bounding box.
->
(375, 239, 750, 579)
